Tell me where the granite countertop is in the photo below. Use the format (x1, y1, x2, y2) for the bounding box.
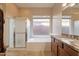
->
(51, 35, 79, 52)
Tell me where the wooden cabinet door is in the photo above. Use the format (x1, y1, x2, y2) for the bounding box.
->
(64, 44, 78, 56)
(51, 42, 58, 56)
(58, 47, 69, 56)
(52, 43, 58, 56)
(0, 9, 5, 52)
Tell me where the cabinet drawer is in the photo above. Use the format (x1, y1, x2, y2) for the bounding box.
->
(64, 44, 78, 56)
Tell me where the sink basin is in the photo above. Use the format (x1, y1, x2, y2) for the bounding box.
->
(71, 40, 79, 46)
(60, 38, 79, 47)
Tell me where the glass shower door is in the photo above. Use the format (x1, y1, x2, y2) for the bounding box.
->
(14, 17, 26, 48)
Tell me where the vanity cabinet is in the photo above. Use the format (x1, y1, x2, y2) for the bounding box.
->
(56, 39, 69, 56)
(51, 36, 79, 56)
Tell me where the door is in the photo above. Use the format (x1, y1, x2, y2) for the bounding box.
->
(0, 9, 5, 52)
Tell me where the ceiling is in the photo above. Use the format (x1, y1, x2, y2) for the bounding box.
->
(16, 3, 54, 8)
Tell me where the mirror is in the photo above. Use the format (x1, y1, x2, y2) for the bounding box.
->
(62, 3, 79, 37)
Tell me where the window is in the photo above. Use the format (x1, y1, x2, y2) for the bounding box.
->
(74, 21, 79, 35)
(32, 16, 50, 36)
(62, 18, 70, 27)
(62, 16, 71, 34)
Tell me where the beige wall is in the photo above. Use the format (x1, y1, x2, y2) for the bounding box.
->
(31, 7, 52, 16)
(19, 7, 52, 18)
(0, 3, 19, 17)
(18, 8, 32, 18)
(5, 3, 19, 17)
(72, 14, 79, 20)
(0, 4, 3, 10)
(0, 4, 6, 15)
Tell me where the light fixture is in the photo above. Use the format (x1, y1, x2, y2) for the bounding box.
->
(62, 3, 67, 7)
